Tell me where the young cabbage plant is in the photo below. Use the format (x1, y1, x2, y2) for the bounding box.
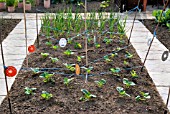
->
(74, 42, 82, 49)
(95, 79, 106, 88)
(103, 37, 113, 45)
(125, 51, 133, 59)
(77, 56, 85, 62)
(45, 41, 52, 46)
(63, 63, 75, 72)
(81, 66, 93, 73)
(24, 87, 37, 95)
(41, 53, 49, 58)
(41, 91, 53, 100)
(111, 53, 118, 58)
(135, 92, 151, 101)
(116, 87, 130, 97)
(110, 67, 121, 73)
(64, 77, 74, 86)
(67, 38, 73, 44)
(80, 89, 96, 101)
(40, 72, 54, 83)
(104, 55, 112, 62)
(95, 43, 101, 48)
(49, 57, 59, 63)
(130, 70, 138, 78)
(123, 60, 129, 65)
(123, 78, 136, 88)
(64, 49, 74, 56)
(52, 45, 59, 50)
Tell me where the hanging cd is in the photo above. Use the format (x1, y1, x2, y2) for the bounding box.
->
(161, 51, 169, 61)
(59, 38, 67, 47)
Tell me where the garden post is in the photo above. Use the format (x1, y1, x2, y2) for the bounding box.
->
(143, 0, 147, 11)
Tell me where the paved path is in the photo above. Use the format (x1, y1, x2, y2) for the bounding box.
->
(0, 19, 41, 104)
(125, 20, 170, 110)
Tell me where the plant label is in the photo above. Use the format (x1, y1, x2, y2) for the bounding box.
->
(98, 20, 101, 27)
(94, 35, 96, 44)
(162, 51, 169, 61)
(59, 38, 67, 47)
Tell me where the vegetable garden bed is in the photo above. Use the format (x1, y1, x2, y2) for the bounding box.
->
(0, 12, 168, 114)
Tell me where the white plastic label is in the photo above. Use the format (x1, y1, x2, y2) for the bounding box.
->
(59, 38, 67, 47)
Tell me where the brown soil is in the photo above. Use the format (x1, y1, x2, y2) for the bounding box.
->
(0, 19, 21, 43)
(142, 19, 170, 51)
(0, 20, 168, 114)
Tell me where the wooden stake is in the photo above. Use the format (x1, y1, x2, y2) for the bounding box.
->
(85, 0, 88, 66)
(0, 16, 12, 114)
(23, 0, 28, 67)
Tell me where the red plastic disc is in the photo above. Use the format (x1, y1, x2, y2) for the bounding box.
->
(5, 66, 17, 77)
(28, 45, 36, 53)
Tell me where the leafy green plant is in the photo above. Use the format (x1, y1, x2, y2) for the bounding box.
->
(45, 41, 52, 46)
(41, 53, 49, 58)
(88, 37, 93, 43)
(125, 51, 133, 59)
(104, 55, 112, 62)
(74, 42, 82, 49)
(123, 78, 136, 88)
(135, 92, 151, 101)
(64, 49, 74, 56)
(24, 87, 36, 95)
(100, 1, 109, 8)
(6, 0, 15, 6)
(116, 87, 130, 97)
(123, 60, 129, 65)
(130, 70, 138, 78)
(95, 43, 101, 48)
(95, 79, 106, 88)
(52, 45, 59, 50)
(64, 77, 74, 86)
(117, 16, 127, 34)
(80, 89, 96, 101)
(49, 57, 59, 63)
(40, 72, 54, 83)
(103, 37, 112, 45)
(110, 53, 118, 58)
(152, 9, 170, 29)
(63, 63, 75, 72)
(77, 56, 84, 62)
(41, 91, 53, 100)
(110, 67, 121, 73)
(81, 66, 93, 73)
(67, 38, 73, 44)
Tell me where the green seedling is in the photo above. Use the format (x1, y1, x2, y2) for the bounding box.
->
(116, 47, 121, 51)
(67, 38, 73, 44)
(100, 1, 109, 8)
(63, 63, 75, 72)
(95, 43, 101, 48)
(64, 50, 74, 56)
(77, 56, 85, 62)
(74, 42, 82, 49)
(80, 89, 96, 101)
(45, 41, 52, 46)
(49, 57, 59, 63)
(103, 37, 112, 45)
(52, 45, 59, 50)
(95, 79, 106, 88)
(31, 68, 40, 74)
(123, 78, 136, 88)
(81, 66, 93, 73)
(135, 92, 151, 101)
(64, 77, 74, 86)
(130, 70, 138, 78)
(110, 67, 121, 73)
(123, 60, 129, 65)
(111, 53, 118, 58)
(40, 72, 54, 83)
(41, 91, 53, 100)
(104, 55, 112, 62)
(88, 37, 93, 43)
(41, 53, 49, 58)
(24, 87, 36, 95)
(116, 87, 130, 97)
(125, 51, 133, 59)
